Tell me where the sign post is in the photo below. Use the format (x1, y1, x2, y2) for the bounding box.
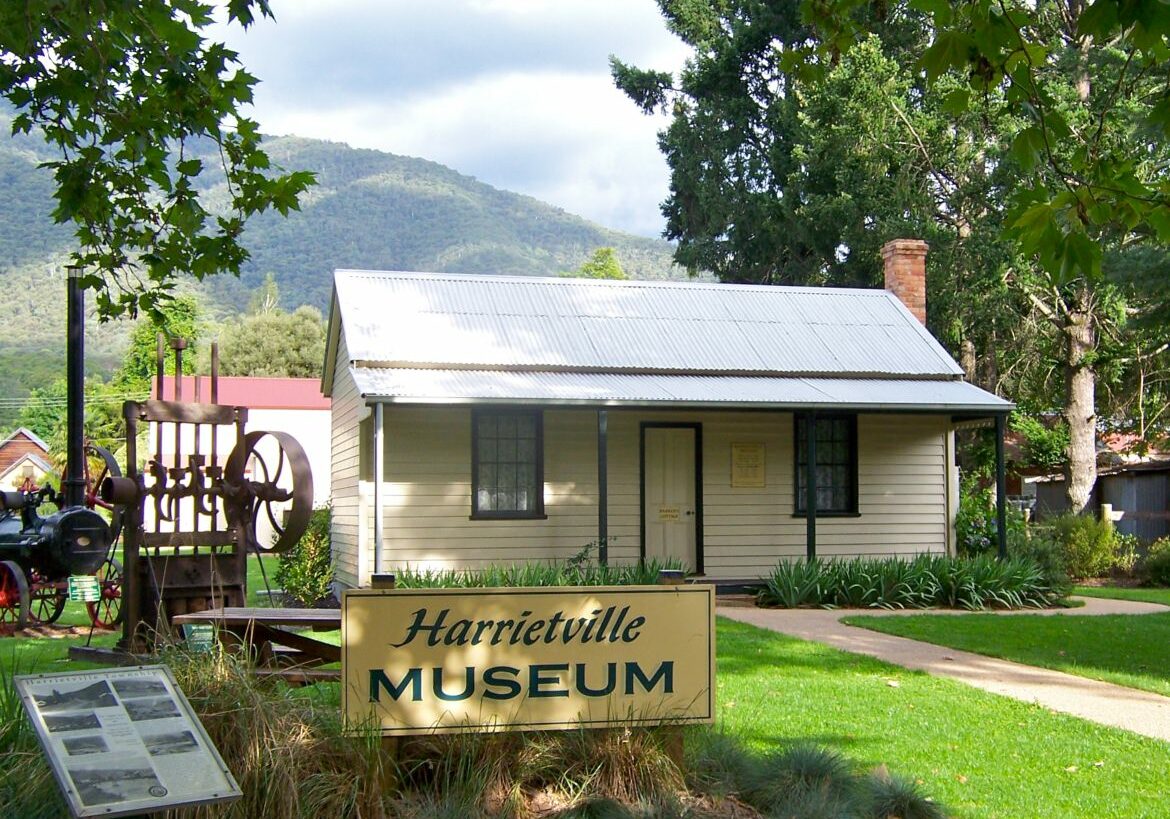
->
(15, 665, 240, 818)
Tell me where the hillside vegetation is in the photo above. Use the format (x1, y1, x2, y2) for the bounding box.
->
(0, 118, 679, 428)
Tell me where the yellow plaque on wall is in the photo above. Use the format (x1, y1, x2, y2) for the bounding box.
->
(342, 585, 715, 735)
(731, 442, 766, 488)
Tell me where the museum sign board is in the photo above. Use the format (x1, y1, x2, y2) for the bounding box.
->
(342, 584, 715, 735)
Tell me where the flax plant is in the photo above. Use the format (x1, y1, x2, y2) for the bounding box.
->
(759, 555, 1060, 610)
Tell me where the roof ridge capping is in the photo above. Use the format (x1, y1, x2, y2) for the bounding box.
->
(332, 268, 904, 296)
(350, 360, 963, 381)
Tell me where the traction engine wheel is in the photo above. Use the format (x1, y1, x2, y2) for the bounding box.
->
(85, 558, 123, 629)
(27, 570, 67, 625)
(0, 560, 30, 631)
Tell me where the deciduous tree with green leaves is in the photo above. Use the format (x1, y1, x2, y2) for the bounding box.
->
(116, 295, 202, 391)
(615, 0, 1170, 513)
(208, 276, 325, 378)
(0, 0, 315, 320)
(816, 0, 1170, 513)
(563, 247, 629, 279)
(215, 306, 326, 378)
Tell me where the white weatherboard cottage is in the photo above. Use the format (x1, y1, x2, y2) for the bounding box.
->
(322, 240, 1011, 588)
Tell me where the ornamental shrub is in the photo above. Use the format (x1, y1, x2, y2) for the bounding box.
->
(1114, 533, 1141, 576)
(1047, 513, 1119, 580)
(1141, 537, 1170, 587)
(1010, 529, 1072, 598)
(955, 480, 1027, 557)
(274, 505, 335, 607)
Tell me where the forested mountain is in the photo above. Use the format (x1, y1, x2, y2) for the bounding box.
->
(205, 136, 680, 311)
(0, 119, 678, 328)
(0, 117, 679, 428)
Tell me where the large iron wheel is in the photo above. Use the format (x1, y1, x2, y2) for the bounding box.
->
(225, 431, 313, 553)
(0, 560, 29, 631)
(27, 570, 67, 625)
(85, 558, 123, 629)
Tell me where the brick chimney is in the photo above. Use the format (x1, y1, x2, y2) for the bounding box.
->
(881, 239, 928, 325)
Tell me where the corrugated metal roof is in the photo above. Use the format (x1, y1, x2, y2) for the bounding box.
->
(333, 270, 964, 378)
(350, 367, 1011, 413)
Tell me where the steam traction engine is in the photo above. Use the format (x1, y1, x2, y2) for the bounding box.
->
(0, 269, 125, 632)
(0, 449, 122, 630)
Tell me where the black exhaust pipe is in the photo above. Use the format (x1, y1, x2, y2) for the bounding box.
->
(62, 268, 86, 508)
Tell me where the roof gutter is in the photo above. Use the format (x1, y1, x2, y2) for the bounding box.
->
(359, 394, 1013, 416)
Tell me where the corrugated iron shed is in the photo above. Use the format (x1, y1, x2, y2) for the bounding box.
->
(325, 270, 1010, 414)
(332, 270, 962, 377)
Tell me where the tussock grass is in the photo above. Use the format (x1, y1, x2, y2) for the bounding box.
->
(0, 641, 947, 817)
(164, 647, 392, 817)
(395, 726, 687, 817)
(683, 731, 942, 819)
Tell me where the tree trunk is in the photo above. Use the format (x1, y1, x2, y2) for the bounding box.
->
(960, 337, 976, 383)
(1063, 288, 1097, 514)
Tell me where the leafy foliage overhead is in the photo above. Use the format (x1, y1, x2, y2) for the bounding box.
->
(0, 0, 315, 320)
(807, 0, 1170, 283)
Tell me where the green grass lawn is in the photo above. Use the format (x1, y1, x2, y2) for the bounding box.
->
(0, 553, 286, 675)
(842, 611, 1170, 698)
(7, 579, 1170, 817)
(717, 618, 1170, 819)
(1073, 585, 1170, 606)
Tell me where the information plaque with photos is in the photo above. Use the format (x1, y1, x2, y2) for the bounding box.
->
(15, 665, 241, 818)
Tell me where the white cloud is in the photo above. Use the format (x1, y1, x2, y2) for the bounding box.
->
(218, 0, 687, 236)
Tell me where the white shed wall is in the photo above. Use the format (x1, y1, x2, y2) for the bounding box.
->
(337, 407, 950, 585)
(329, 333, 363, 588)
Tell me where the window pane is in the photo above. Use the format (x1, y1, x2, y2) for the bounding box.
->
(478, 437, 496, 463)
(501, 437, 519, 464)
(479, 462, 496, 491)
(478, 415, 497, 439)
(499, 463, 516, 492)
(497, 415, 516, 438)
(516, 437, 534, 462)
(474, 411, 541, 515)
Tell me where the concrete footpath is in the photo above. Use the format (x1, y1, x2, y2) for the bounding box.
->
(716, 596, 1170, 742)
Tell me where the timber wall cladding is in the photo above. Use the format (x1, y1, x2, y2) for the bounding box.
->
(329, 332, 362, 588)
(344, 408, 948, 581)
(373, 408, 606, 572)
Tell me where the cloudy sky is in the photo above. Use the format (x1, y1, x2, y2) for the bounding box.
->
(217, 1, 689, 237)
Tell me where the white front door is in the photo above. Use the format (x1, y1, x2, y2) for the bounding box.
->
(643, 427, 697, 569)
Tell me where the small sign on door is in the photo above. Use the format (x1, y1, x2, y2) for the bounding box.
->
(657, 506, 681, 521)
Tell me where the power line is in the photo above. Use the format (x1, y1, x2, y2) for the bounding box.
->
(0, 392, 148, 409)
